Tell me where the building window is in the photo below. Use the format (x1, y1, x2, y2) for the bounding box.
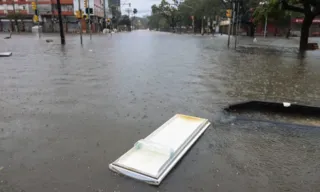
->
(57, 5, 73, 11)
(23, 6, 26, 10)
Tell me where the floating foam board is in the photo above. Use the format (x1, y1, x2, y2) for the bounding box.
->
(109, 114, 211, 185)
(0, 52, 12, 57)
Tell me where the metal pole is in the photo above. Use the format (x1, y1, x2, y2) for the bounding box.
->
(56, 0, 65, 44)
(237, 14, 241, 44)
(235, 1, 239, 48)
(35, 0, 40, 37)
(264, 14, 268, 38)
(78, 0, 83, 45)
(227, 2, 234, 48)
(201, 16, 204, 35)
(103, 0, 106, 29)
(88, 0, 92, 39)
(227, 18, 231, 48)
(230, 2, 235, 37)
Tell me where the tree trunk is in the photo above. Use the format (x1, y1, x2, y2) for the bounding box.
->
(299, 15, 314, 51)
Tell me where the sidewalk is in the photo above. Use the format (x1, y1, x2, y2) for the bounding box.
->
(238, 36, 299, 48)
(238, 36, 320, 49)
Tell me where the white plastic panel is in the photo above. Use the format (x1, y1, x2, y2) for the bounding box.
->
(109, 114, 210, 185)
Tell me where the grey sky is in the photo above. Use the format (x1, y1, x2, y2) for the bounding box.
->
(121, 0, 173, 17)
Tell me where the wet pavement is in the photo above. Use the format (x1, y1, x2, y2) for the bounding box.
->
(0, 31, 320, 192)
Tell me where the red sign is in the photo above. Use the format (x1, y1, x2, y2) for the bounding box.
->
(292, 18, 320, 24)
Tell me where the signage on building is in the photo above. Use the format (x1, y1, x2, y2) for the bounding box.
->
(292, 18, 320, 24)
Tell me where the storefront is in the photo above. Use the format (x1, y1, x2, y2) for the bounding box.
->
(291, 18, 320, 36)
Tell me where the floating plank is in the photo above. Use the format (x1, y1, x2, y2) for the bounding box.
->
(109, 114, 211, 185)
(0, 52, 12, 57)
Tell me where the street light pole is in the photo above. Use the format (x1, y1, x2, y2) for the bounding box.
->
(259, 1, 268, 38)
(56, 0, 65, 44)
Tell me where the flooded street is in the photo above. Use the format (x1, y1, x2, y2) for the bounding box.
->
(0, 31, 320, 191)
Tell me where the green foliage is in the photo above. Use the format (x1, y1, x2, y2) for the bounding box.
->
(118, 15, 131, 26)
(253, 0, 290, 26)
(148, 0, 223, 30)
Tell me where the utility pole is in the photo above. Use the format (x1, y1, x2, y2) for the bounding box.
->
(103, 0, 106, 29)
(88, 0, 92, 40)
(35, 0, 40, 37)
(56, 0, 65, 44)
(230, 2, 235, 39)
(78, 0, 83, 45)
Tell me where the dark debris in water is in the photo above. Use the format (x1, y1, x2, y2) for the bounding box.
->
(224, 100, 320, 127)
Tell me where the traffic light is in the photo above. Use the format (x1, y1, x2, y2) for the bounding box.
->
(85, 8, 93, 14)
(31, 2, 37, 10)
(84, 0, 88, 8)
(226, 9, 232, 18)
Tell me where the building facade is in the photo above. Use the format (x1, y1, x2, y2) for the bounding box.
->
(0, 0, 108, 32)
(73, 0, 107, 33)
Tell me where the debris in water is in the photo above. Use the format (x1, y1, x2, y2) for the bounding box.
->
(0, 166, 4, 171)
(283, 102, 291, 107)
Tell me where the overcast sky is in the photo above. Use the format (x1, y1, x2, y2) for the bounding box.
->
(120, 0, 173, 17)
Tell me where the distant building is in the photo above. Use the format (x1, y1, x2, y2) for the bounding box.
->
(0, 0, 107, 32)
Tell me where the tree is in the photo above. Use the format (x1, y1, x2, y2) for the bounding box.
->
(280, 0, 320, 51)
(118, 15, 132, 31)
(253, 1, 291, 36)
